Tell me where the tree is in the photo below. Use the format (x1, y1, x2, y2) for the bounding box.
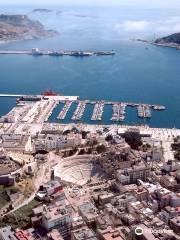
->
(105, 135, 113, 142)
(81, 131, 88, 139)
(86, 139, 98, 147)
(96, 144, 106, 154)
(124, 131, 142, 150)
(174, 151, 180, 161)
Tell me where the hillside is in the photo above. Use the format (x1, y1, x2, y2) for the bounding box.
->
(0, 14, 57, 42)
(155, 32, 180, 45)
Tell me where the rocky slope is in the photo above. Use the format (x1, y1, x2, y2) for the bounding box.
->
(155, 32, 180, 45)
(0, 14, 58, 42)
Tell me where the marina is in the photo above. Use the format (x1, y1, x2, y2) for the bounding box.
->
(0, 93, 166, 124)
(0, 6, 179, 130)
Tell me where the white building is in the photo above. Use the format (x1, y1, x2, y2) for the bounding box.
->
(1, 134, 33, 152)
(41, 200, 72, 238)
(35, 134, 81, 151)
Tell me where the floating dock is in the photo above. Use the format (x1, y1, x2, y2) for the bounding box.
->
(137, 105, 152, 118)
(57, 101, 73, 120)
(111, 103, 126, 122)
(91, 101, 105, 121)
(72, 101, 86, 121)
(43, 100, 58, 122)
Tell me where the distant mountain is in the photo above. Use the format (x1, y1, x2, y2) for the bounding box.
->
(0, 14, 58, 42)
(155, 32, 180, 45)
(32, 8, 53, 13)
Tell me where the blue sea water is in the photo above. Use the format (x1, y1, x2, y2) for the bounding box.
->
(0, 5, 180, 127)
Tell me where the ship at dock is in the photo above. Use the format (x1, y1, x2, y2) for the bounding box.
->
(16, 90, 59, 103)
(153, 105, 166, 110)
(31, 48, 44, 56)
(16, 95, 42, 103)
(4, 92, 166, 123)
(69, 51, 93, 57)
(0, 48, 116, 57)
(68, 50, 115, 56)
(95, 51, 115, 56)
(48, 51, 63, 56)
(41, 90, 58, 96)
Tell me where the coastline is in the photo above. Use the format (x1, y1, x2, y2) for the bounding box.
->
(0, 13, 58, 45)
(44, 122, 180, 131)
(136, 38, 180, 50)
(0, 33, 58, 45)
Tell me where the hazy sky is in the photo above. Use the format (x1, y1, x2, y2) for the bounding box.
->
(1, 0, 180, 8)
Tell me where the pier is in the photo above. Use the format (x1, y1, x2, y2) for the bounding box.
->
(72, 101, 86, 121)
(1, 99, 58, 124)
(0, 94, 27, 97)
(137, 105, 152, 118)
(0, 51, 32, 55)
(0, 94, 78, 101)
(0, 48, 115, 57)
(91, 101, 105, 121)
(111, 103, 126, 122)
(57, 101, 73, 120)
(43, 100, 59, 122)
(21, 100, 58, 123)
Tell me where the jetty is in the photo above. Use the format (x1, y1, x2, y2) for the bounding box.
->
(0, 48, 115, 57)
(111, 103, 126, 122)
(57, 101, 73, 120)
(72, 101, 87, 121)
(137, 105, 152, 118)
(91, 101, 105, 121)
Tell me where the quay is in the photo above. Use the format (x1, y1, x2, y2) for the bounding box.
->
(21, 100, 58, 123)
(0, 94, 78, 101)
(0, 99, 59, 124)
(0, 94, 28, 97)
(0, 51, 32, 55)
(57, 101, 73, 120)
(0, 48, 115, 57)
(72, 101, 87, 121)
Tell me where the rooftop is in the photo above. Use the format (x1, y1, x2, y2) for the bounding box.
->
(71, 226, 97, 240)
